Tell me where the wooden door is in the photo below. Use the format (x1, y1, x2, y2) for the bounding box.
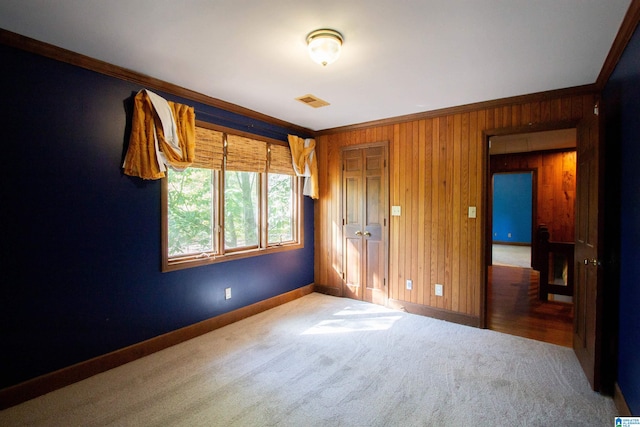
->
(342, 144, 388, 305)
(573, 106, 603, 391)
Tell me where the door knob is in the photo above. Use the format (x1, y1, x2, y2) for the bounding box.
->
(364, 231, 371, 237)
(355, 230, 363, 236)
(583, 258, 599, 266)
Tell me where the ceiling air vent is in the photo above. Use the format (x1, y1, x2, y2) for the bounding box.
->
(295, 94, 330, 108)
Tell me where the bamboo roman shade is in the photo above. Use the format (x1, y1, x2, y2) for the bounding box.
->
(226, 134, 267, 173)
(192, 127, 224, 170)
(191, 126, 294, 175)
(268, 144, 295, 175)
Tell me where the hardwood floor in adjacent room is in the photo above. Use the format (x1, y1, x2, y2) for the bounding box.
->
(487, 265, 573, 347)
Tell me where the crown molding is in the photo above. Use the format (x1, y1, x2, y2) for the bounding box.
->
(317, 84, 597, 135)
(0, 28, 313, 137)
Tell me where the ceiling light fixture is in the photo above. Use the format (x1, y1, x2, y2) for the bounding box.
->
(306, 29, 343, 67)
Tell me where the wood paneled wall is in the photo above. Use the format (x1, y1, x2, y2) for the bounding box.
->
(315, 92, 596, 322)
(491, 150, 577, 243)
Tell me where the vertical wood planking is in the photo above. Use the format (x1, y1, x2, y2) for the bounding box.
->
(314, 94, 592, 318)
(331, 134, 341, 290)
(437, 117, 447, 309)
(474, 109, 487, 316)
(452, 114, 462, 311)
(459, 113, 470, 314)
(417, 120, 427, 306)
(431, 118, 442, 307)
(401, 122, 411, 302)
(410, 122, 420, 304)
(424, 119, 434, 307)
(561, 150, 576, 238)
(469, 110, 480, 316)
(444, 116, 454, 309)
(391, 124, 401, 301)
(397, 123, 407, 302)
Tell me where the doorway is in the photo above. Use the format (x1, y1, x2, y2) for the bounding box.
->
(486, 128, 577, 347)
(341, 142, 389, 305)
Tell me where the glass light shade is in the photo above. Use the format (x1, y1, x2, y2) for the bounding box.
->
(306, 29, 343, 66)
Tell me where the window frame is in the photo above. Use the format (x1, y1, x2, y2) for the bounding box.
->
(161, 123, 304, 272)
(265, 172, 297, 246)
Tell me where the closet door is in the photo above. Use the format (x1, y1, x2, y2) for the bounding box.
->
(342, 143, 388, 304)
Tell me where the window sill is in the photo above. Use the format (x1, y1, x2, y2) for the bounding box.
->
(162, 241, 304, 272)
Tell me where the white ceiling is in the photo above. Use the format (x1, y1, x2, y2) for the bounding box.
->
(0, 1, 632, 131)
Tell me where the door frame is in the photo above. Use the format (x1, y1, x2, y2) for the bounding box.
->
(340, 141, 390, 303)
(481, 120, 580, 328)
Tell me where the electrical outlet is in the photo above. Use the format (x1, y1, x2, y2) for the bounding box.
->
(406, 279, 412, 290)
(225, 287, 232, 300)
(435, 283, 443, 296)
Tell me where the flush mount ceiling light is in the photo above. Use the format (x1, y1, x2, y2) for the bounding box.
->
(306, 29, 343, 66)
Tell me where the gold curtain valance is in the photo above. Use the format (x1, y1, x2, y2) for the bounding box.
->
(288, 135, 319, 199)
(123, 89, 195, 180)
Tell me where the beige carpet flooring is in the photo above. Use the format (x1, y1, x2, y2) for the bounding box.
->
(0, 293, 617, 426)
(492, 244, 532, 268)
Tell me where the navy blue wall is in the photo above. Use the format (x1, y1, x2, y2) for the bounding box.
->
(492, 172, 532, 244)
(602, 24, 640, 414)
(0, 44, 314, 389)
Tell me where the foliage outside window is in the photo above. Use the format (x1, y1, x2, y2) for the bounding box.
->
(162, 125, 303, 271)
(268, 173, 294, 245)
(167, 168, 215, 256)
(224, 170, 259, 249)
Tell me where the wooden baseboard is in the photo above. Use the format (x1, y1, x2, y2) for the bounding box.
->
(0, 284, 314, 410)
(614, 382, 633, 416)
(387, 298, 481, 327)
(313, 283, 342, 297)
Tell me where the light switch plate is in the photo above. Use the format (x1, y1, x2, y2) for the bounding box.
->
(435, 284, 443, 296)
(468, 206, 477, 218)
(391, 206, 401, 216)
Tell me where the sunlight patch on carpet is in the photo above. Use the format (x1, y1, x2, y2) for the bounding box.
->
(301, 316, 402, 335)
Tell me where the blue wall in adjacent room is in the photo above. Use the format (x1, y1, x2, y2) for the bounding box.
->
(0, 44, 314, 389)
(602, 24, 640, 414)
(492, 172, 532, 244)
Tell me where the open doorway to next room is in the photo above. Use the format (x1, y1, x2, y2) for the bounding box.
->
(487, 128, 576, 347)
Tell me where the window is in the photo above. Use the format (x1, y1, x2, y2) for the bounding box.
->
(162, 125, 303, 271)
(224, 170, 259, 250)
(167, 167, 216, 256)
(268, 173, 294, 245)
